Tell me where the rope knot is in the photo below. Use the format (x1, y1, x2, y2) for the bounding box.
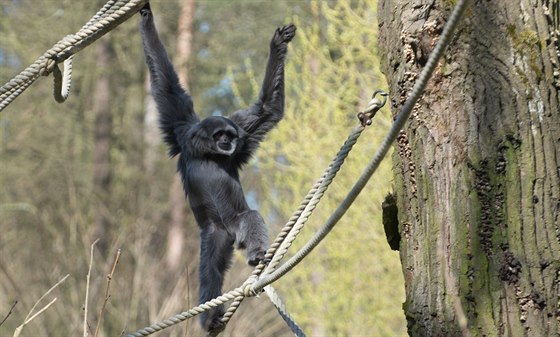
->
(41, 58, 57, 76)
(242, 275, 260, 297)
(357, 89, 388, 126)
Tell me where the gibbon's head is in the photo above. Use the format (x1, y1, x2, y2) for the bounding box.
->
(186, 116, 246, 158)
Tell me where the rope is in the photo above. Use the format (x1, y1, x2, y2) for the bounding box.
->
(0, 0, 148, 112)
(260, 124, 365, 274)
(53, 56, 73, 103)
(126, 0, 469, 334)
(264, 286, 306, 337)
(124, 287, 245, 337)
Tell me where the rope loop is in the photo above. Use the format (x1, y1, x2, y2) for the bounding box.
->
(53, 56, 73, 103)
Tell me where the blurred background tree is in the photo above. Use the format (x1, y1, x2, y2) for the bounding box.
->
(0, 0, 405, 336)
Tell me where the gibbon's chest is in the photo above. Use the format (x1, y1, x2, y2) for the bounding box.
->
(185, 159, 243, 197)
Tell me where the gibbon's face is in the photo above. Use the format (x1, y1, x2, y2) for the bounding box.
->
(201, 116, 242, 156)
(213, 127, 237, 155)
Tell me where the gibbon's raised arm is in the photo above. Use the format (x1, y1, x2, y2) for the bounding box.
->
(229, 24, 296, 165)
(140, 4, 199, 157)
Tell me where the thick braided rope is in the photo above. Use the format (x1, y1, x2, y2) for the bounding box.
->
(250, 0, 469, 294)
(0, 0, 147, 111)
(256, 123, 366, 277)
(124, 288, 246, 337)
(50, 0, 121, 103)
(82, 0, 119, 30)
(259, 124, 366, 278)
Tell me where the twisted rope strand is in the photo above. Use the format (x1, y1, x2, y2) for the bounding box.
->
(53, 56, 73, 103)
(260, 124, 365, 276)
(124, 288, 245, 337)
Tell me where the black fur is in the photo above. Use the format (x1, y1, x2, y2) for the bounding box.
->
(139, 4, 295, 332)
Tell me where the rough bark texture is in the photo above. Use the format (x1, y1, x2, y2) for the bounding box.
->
(378, 0, 560, 335)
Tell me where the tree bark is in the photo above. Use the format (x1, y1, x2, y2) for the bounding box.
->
(92, 39, 113, 254)
(378, 0, 560, 335)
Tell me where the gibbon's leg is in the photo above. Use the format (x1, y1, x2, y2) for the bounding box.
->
(198, 226, 234, 331)
(235, 210, 269, 266)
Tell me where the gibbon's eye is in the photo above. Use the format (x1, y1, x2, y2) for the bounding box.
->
(213, 130, 232, 142)
(213, 130, 225, 140)
(213, 129, 236, 142)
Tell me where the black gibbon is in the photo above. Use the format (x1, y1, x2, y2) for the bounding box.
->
(139, 3, 295, 331)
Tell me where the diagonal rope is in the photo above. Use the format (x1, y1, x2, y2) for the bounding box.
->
(250, 0, 469, 294)
(0, 0, 148, 111)
(264, 285, 306, 337)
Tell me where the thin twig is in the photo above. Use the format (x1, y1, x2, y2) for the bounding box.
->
(0, 300, 17, 327)
(23, 298, 57, 325)
(13, 298, 58, 337)
(24, 274, 69, 322)
(84, 239, 99, 337)
(94, 248, 122, 337)
(13, 274, 69, 337)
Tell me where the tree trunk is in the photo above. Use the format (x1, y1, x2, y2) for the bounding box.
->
(92, 39, 113, 255)
(165, 0, 196, 272)
(378, 0, 560, 336)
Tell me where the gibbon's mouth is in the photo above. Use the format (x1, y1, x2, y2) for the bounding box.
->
(218, 142, 232, 151)
(217, 143, 235, 155)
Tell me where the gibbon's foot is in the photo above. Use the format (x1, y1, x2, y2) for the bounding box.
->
(203, 309, 225, 332)
(247, 249, 266, 267)
(139, 2, 151, 16)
